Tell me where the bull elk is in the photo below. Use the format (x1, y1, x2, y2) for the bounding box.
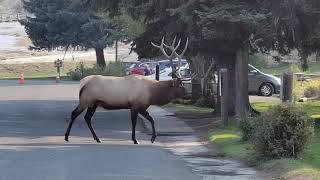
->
(64, 75, 187, 144)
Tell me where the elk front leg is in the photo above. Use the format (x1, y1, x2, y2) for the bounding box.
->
(140, 110, 157, 143)
(130, 109, 139, 144)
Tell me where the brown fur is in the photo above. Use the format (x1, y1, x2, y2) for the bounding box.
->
(65, 75, 186, 144)
(149, 80, 184, 106)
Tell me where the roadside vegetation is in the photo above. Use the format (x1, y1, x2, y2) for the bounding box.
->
(210, 101, 320, 179)
(67, 61, 126, 81)
(167, 100, 320, 179)
(263, 62, 320, 75)
(166, 79, 320, 179)
(249, 54, 320, 75)
(0, 61, 127, 80)
(0, 61, 94, 80)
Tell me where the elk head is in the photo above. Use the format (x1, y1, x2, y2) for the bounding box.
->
(151, 36, 188, 78)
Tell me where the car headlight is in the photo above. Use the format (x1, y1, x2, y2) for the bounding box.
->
(275, 77, 281, 85)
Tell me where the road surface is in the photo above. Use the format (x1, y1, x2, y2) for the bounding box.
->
(0, 80, 201, 180)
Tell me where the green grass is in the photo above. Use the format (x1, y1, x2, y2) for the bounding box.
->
(251, 101, 278, 112)
(164, 103, 213, 113)
(209, 124, 320, 179)
(0, 76, 72, 81)
(209, 127, 253, 160)
(0, 61, 94, 79)
(209, 101, 320, 178)
(251, 101, 320, 120)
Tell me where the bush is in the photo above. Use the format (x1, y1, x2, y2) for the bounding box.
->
(67, 61, 126, 81)
(250, 104, 313, 159)
(293, 79, 320, 99)
(303, 80, 320, 98)
(239, 117, 257, 141)
(194, 97, 215, 107)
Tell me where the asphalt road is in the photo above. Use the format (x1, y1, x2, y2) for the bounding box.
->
(0, 80, 201, 180)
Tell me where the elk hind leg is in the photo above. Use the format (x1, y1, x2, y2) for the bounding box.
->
(84, 105, 100, 143)
(65, 105, 85, 142)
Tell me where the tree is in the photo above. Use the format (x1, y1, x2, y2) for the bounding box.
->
(94, 0, 320, 117)
(265, 0, 320, 71)
(21, 0, 123, 67)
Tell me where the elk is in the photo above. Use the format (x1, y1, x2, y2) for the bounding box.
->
(151, 36, 189, 78)
(64, 75, 186, 144)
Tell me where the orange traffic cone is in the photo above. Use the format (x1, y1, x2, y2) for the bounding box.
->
(19, 73, 25, 85)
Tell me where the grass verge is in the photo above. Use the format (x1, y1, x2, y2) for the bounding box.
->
(164, 103, 213, 113)
(165, 100, 320, 179)
(209, 101, 320, 179)
(0, 61, 94, 80)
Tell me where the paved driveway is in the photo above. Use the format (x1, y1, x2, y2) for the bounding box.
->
(0, 80, 201, 180)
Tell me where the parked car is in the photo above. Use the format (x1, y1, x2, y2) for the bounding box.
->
(147, 63, 281, 97)
(248, 64, 281, 96)
(127, 59, 188, 76)
(127, 62, 156, 75)
(145, 63, 190, 80)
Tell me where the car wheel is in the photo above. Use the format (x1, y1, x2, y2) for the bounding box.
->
(259, 83, 274, 97)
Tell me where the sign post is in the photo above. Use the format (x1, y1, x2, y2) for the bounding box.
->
(54, 59, 63, 83)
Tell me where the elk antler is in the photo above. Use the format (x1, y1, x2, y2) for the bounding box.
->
(163, 37, 188, 77)
(151, 36, 189, 78)
(151, 37, 180, 59)
(163, 37, 188, 60)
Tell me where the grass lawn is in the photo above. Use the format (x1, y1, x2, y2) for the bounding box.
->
(251, 101, 320, 120)
(166, 100, 320, 178)
(0, 61, 94, 80)
(209, 100, 320, 179)
(164, 103, 213, 113)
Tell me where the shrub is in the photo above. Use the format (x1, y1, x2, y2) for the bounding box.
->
(303, 80, 320, 98)
(251, 103, 313, 159)
(67, 61, 126, 81)
(294, 79, 320, 99)
(239, 117, 257, 141)
(194, 97, 214, 107)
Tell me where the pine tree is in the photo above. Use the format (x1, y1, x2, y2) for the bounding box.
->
(21, 0, 125, 67)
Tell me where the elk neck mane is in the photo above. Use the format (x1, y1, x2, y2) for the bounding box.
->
(149, 80, 175, 106)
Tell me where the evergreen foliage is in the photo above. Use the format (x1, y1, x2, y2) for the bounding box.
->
(21, 0, 127, 66)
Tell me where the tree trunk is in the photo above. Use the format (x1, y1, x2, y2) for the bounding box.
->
(95, 48, 106, 67)
(235, 47, 249, 118)
(215, 54, 236, 116)
(300, 54, 308, 72)
(316, 51, 320, 62)
(115, 40, 118, 62)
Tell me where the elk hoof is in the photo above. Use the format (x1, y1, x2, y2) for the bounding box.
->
(65, 137, 69, 142)
(151, 135, 157, 143)
(95, 139, 101, 143)
(133, 140, 138, 144)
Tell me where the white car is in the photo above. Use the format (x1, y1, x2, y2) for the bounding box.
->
(145, 63, 190, 81)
